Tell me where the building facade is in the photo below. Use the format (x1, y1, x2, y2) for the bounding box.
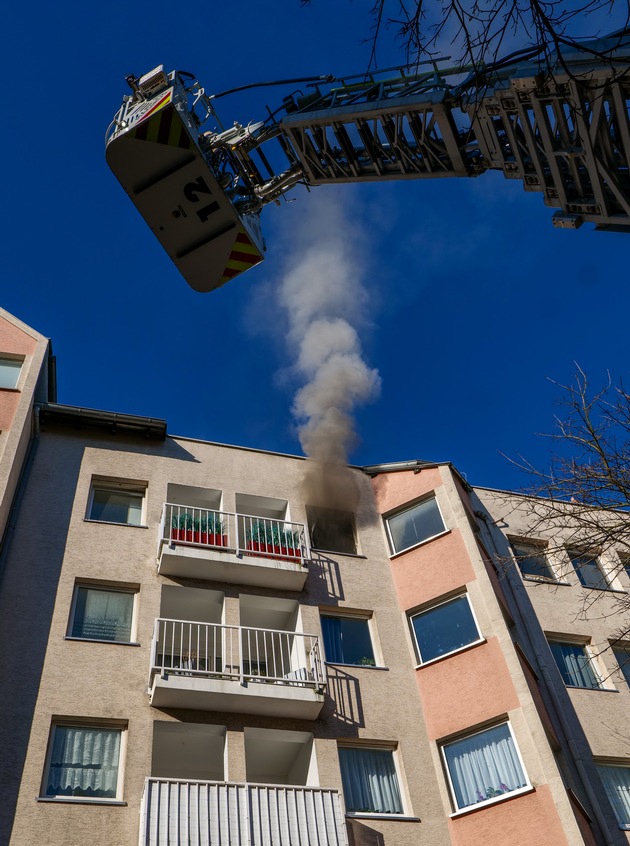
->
(0, 309, 628, 846)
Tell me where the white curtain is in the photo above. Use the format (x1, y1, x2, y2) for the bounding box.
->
(72, 587, 133, 642)
(46, 726, 121, 798)
(444, 724, 527, 809)
(339, 748, 403, 814)
(598, 766, 630, 828)
(549, 642, 600, 688)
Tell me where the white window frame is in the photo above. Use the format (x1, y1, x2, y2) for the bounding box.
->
(441, 721, 532, 815)
(385, 495, 448, 556)
(320, 611, 381, 668)
(409, 593, 484, 667)
(87, 479, 146, 527)
(547, 638, 610, 690)
(0, 354, 24, 390)
(338, 743, 407, 818)
(595, 761, 630, 830)
(509, 538, 557, 583)
(40, 720, 127, 804)
(567, 548, 611, 590)
(66, 582, 139, 645)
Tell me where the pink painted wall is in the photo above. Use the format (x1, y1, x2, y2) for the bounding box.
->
(416, 638, 520, 739)
(389, 528, 477, 611)
(0, 316, 36, 431)
(371, 466, 443, 514)
(448, 785, 569, 846)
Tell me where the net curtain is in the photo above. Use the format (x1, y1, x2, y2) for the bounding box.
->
(338, 748, 403, 814)
(46, 726, 121, 797)
(444, 724, 527, 809)
(598, 766, 630, 828)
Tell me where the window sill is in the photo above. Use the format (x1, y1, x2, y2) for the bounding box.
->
(415, 638, 486, 669)
(449, 786, 535, 818)
(325, 662, 388, 671)
(310, 548, 366, 559)
(565, 684, 618, 692)
(0, 386, 20, 393)
(389, 529, 451, 559)
(346, 813, 420, 821)
(577, 585, 626, 594)
(522, 576, 571, 586)
(64, 637, 140, 647)
(84, 519, 148, 529)
(37, 797, 127, 806)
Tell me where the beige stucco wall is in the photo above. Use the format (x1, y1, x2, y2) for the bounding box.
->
(2, 427, 450, 846)
(474, 487, 630, 845)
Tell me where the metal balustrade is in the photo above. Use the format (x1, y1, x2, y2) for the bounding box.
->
(159, 503, 310, 562)
(139, 777, 349, 846)
(150, 618, 325, 690)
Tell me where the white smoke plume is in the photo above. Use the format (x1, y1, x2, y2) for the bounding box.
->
(278, 192, 381, 508)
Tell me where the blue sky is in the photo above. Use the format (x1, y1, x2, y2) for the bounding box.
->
(4, 0, 629, 490)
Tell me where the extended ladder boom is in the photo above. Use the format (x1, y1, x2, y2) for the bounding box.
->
(106, 31, 630, 292)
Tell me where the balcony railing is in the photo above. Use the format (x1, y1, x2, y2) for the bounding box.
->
(139, 777, 349, 846)
(150, 618, 325, 690)
(160, 503, 310, 562)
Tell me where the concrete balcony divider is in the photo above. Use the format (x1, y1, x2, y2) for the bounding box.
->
(149, 619, 326, 718)
(157, 504, 310, 590)
(139, 777, 349, 846)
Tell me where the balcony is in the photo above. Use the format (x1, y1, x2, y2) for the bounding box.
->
(149, 618, 326, 719)
(157, 504, 310, 590)
(138, 778, 348, 846)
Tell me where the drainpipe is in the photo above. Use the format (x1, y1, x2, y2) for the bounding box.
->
(475, 510, 616, 846)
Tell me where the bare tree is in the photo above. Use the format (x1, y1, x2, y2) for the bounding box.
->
(502, 367, 630, 634)
(304, 0, 629, 72)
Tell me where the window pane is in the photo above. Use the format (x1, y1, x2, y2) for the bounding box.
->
(569, 551, 608, 589)
(444, 724, 527, 810)
(90, 489, 142, 526)
(614, 650, 630, 687)
(411, 595, 480, 663)
(321, 616, 375, 665)
(307, 507, 356, 554)
(387, 498, 445, 553)
(45, 726, 121, 798)
(511, 541, 554, 580)
(339, 748, 403, 814)
(0, 358, 22, 389)
(597, 765, 630, 829)
(71, 587, 133, 642)
(549, 641, 601, 688)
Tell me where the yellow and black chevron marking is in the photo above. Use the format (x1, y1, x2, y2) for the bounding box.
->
(219, 229, 264, 284)
(130, 104, 193, 150)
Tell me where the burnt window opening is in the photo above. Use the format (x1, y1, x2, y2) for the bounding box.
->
(307, 507, 357, 555)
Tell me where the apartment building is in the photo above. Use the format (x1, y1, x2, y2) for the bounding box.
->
(0, 307, 628, 846)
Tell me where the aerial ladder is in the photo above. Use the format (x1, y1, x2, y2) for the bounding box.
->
(106, 29, 630, 293)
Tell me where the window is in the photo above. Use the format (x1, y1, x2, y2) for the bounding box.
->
(42, 723, 124, 800)
(410, 594, 481, 664)
(338, 746, 403, 815)
(613, 648, 630, 687)
(321, 614, 376, 666)
(510, 540, 555, 581)
(88, 482, 144, 526)
(568, 550, 609, 589)
(307, 506, 356, 555)
(442, 723, 529, 812)
(0, 356, 22, 389)
(548, 640, 602, 689)
(386, 497, 446, 554)
(597, 764, 630, 830)
(69, 585, 136, 643)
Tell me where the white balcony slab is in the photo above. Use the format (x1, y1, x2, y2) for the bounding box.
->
(150, 672, 325, 719)
(158, 542, 308, 590)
